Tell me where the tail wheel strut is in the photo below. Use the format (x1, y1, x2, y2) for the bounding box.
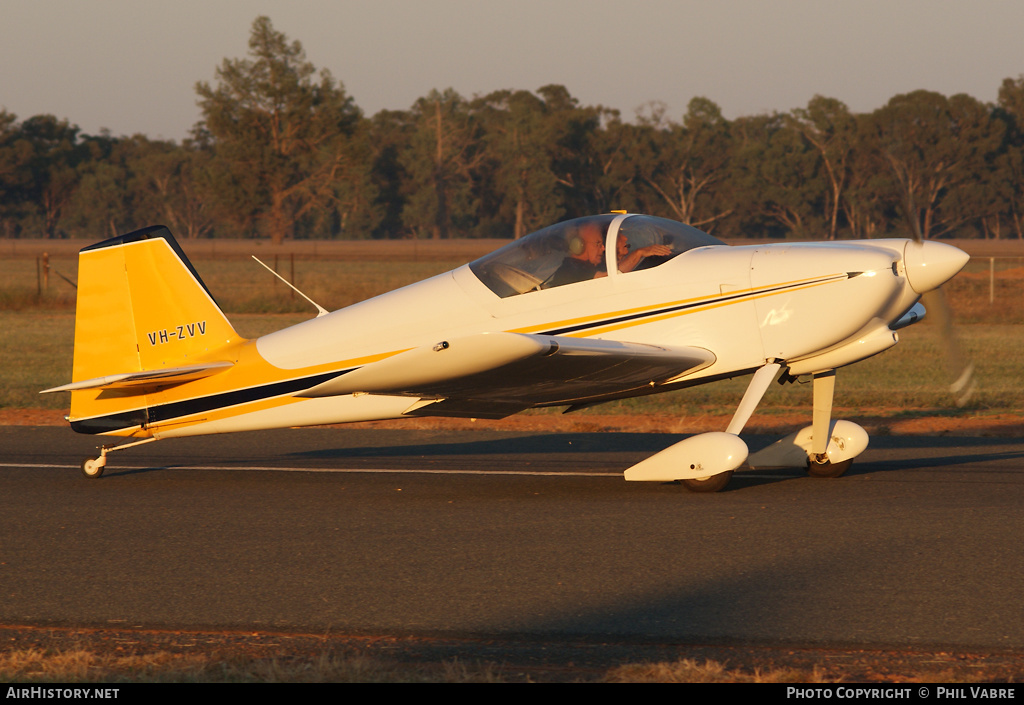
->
(80, 437, 157, 479)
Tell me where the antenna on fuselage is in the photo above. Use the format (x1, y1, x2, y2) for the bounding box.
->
(251, 255, 329, 317)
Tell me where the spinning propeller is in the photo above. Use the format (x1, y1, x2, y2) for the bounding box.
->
(906, 221, 976, 407)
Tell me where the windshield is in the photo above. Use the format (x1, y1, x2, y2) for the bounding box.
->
(469, 215, 613, 297)
(469, 214, 725, 298)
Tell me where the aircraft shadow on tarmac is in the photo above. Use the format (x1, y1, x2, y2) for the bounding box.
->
(276, 431, 1024, 490)
(288, 431, 671, 459)
(286, 431, 1024, 463)
(95, 430, 1024, 491)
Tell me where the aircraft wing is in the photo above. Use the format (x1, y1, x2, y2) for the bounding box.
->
(298, 332, 715, 418)
(40, 361, 234, 395)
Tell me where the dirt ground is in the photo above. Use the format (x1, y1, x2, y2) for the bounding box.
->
(3, 625, 1023, 683)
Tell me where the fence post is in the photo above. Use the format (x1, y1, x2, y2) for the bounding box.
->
(990, 257, 995, 304)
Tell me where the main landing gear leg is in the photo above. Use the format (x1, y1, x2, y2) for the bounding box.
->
(81, 437, 157, 478)
(811, 370, 835, 460)
(625, 362, 782, 491)
(726, 362, 782, 436)
(747, 367, 868, 476)
(679, 360, 782, 493)
(679, 361, 781, 493)
(746, 368, 867, 476)
(807, 370, 851, 478)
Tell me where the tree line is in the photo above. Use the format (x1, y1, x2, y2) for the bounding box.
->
(3, 16, 1024, 244)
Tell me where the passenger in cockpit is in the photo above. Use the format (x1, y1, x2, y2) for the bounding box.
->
(615, 234, 673, 273)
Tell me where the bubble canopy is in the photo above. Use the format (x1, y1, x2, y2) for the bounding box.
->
(468, 214, 726, 298)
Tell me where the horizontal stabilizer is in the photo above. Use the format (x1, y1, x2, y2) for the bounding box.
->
(41, 361, 233, 395)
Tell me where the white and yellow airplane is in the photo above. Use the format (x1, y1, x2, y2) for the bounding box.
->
(42, 213, 969, 491)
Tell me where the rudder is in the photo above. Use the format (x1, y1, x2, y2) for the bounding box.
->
(62, 225, 244, 432)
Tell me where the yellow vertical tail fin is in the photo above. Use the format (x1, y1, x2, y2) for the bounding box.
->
(59, 225, 245, 433)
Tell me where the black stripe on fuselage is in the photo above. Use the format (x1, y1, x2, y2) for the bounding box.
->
(72, 369, 349, 435)
(540, 274, 854, 336)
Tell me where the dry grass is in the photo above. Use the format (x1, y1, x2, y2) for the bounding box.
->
(603, 659, 828, 683)
(3, 643, 1017, 683)
(0, 647, 506, 683)
(0, 647, 791, 683)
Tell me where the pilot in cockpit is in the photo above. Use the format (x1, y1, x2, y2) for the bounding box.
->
(548, 221, 606, 287)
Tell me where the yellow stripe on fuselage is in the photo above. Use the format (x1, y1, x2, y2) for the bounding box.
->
(510, 273, 846, 337)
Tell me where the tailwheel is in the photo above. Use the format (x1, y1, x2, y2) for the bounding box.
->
(681, 470, 733, 493)
(81, 457, 105, 479)
(807, 455, 852, 478)
(77, 438, 155, 479)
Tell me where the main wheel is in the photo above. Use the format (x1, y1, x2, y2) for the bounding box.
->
(81, 457, 105, 479)
(807, 456, 852, 478)
(680, 470, 733, 493)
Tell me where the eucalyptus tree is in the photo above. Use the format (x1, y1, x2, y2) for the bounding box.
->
(473, 88, 565, 238)
(729, 111, 824, 238)
(400, 89, 485, 239)
(67, 136, 132, 238)
(870, 90, 1003, 239)
(534, 84, 606, 219)
(0, 110, 29, 236)
(838, 115, 890, 239)
(787, 96, 857, 239)
(588, 111, 649, 216)
(171, 146, 218, 240)
(127, 137, 216, 239)
(364, 109, 413, 238)
(5, 114, 86, 238)
(194, 16, 369, 243)
(634, 97, 734, 231)
(994, 76, 1024, 238)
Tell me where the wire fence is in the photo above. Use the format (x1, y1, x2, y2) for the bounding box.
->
(5, 246, 1024, 310)
(961, 256, 1024, 304)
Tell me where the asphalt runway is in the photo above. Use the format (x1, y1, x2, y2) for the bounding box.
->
(2, 425, 1023, 652)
